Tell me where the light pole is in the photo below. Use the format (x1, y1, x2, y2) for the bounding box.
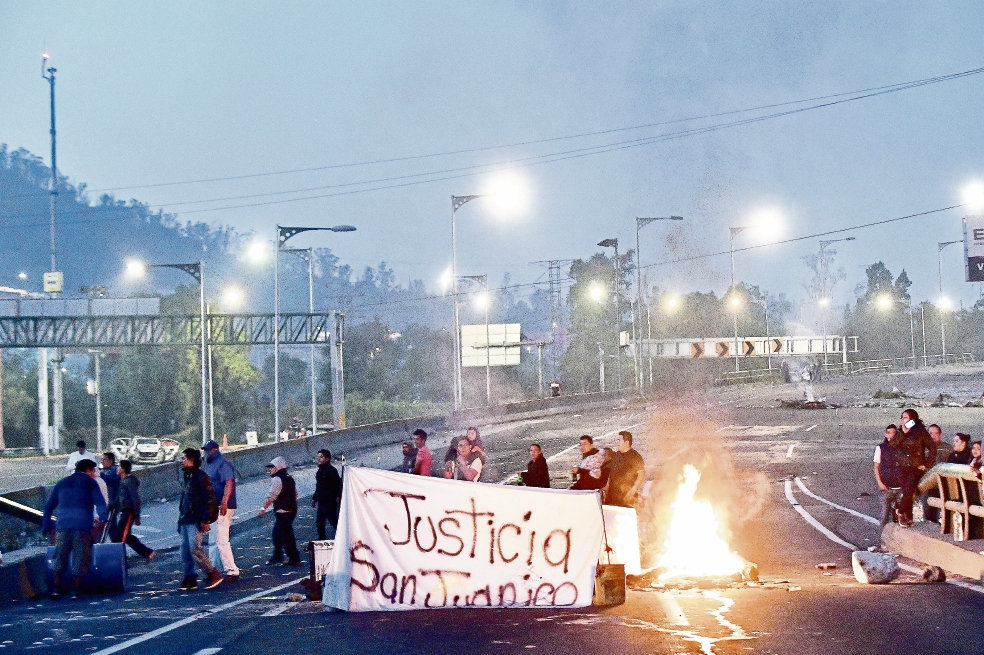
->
(877, 294, 916, 366)
(750, 297, 771, 370)
(460, 275, 491, 406)
(597, 239, 621, 389)
(938, 240, 960, 363)
(450, 195, 487, 411)
(128, 260, 208, 443)
(635, 216, 683, 391)
(282, 247, 318, 434)
(275, 226, 355, 441)
(87, 350, 103, 452)
(818, 237, 855, 364)
(729, 227, 749, 372)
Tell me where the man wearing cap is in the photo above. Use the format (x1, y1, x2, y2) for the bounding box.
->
(202, 440, 241, 581)
(259, 456, 301, 565)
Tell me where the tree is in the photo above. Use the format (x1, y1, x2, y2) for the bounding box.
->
(843, 262, 914, 360)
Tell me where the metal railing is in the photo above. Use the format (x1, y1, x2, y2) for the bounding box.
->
(713, 353, 978, 386)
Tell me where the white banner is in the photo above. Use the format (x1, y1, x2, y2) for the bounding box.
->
(322, 467, 605, 611)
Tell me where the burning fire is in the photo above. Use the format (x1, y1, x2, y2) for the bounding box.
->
(656, 464, 747, 580)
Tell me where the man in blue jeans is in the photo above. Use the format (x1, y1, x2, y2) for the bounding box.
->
(177, 448, 223, 591)
(41, 459, 109, 600)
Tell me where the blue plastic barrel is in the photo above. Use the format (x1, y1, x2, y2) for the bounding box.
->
(46, 542, 128, 593)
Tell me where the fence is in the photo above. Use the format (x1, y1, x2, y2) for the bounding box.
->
(714, 353, 978, 385)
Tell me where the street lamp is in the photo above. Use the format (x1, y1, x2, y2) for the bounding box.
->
(280, 247, 319, 437)
(728, 226, 750, 372)
(750, 297, 771, 370)
(460, 274, 491, 406)
(86, 350, 103, 452)
(938, 240, 961, 363)
(128, 259, 208, 444)
(275, 225, 356, 441)
(597, 238, 621, 389)
(450, 194, 487, 411)
(818, 237, 855, 364)
(876, 294, 917, 365)
(635, 216, 683, 391)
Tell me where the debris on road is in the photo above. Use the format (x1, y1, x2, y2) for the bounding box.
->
(815, 563, 837, 570)
(852, 551, 900, 584)
(922, 566, 946, 583)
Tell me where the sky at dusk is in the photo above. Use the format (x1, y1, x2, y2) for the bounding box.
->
(2, 1, 983, 318)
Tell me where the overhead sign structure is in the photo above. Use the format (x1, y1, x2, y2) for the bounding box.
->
(461, 323, 521, 367)
(322, 467, 604, 611)
(964, 215, 984, 282)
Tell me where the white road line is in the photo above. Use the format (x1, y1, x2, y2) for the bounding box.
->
(785, 444, 796, 458)
(260, 600, 300, 617)
(805, 424, 818, 432)
(90, 577, 305, 655)
(794, 478, 879, 526)
(193, 650, 223, 655)
(783, 479, 858, 549)
(785, 478, 984, 596)
(656, 592, 689, 626)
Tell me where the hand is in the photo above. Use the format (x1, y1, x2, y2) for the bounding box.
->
(570, 466, 578, 476)
(219, 502, 228, 516)
(259, 507, 267, 517)
(201, 523, 210, 533)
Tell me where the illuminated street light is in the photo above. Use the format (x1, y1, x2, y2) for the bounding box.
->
(818, 297, 831, 307)
(247, 241, 269, 262)
(938, 240, 961, 362)
(665, 295, 679, 310)
(877, 295, 893, 309)
(963, 180, 984, 212)
(221, 286, 245, 309)
(589, 282, 606, 303)
(17, 271, 27, 280)
(729, 295, 741, 308)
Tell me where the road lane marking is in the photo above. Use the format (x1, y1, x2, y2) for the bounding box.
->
(805, 424, 818, 432)
(261, 600, 300, 617)
(783, 479, 858, 549)
(656, 592, 690, 626)
(785, 479, 984, 596)
(90, 577, 305, 655)
(193, 650, 222, 655)
(785, 444, 796, 458)
(794, 478, 879, 526)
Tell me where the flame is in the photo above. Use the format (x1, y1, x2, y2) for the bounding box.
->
(656, 464, 746, 580)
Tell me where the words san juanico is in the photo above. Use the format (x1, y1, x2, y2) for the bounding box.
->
(323, 468, 605, 611)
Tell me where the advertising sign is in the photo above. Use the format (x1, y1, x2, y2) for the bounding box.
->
(322, 467, 604, 611)
(461, 323, 521, 367)
(964, 215, 984, 282)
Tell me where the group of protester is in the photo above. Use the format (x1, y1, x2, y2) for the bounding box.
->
(399, 427, 647, 508)
(872, 408, 980, 527)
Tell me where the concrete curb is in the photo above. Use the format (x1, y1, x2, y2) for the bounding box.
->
(882, 521, 984, 580)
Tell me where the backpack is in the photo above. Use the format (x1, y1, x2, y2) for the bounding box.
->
(200, 470, 220, 524)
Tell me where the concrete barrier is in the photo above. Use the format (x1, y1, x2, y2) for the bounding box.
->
(451, 390, 631, 430)
(882, 521, 984, 580)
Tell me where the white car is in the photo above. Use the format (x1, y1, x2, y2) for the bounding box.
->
(124, 436, 182, 465)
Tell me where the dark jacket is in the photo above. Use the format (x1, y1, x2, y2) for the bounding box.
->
(314, 462, 342, 505)
(115, 475, 142, 522)
(890, 422, 937, 469)
(41, 472, 109, 533)
(520, 456, 550, 488)
(877, 439, 906, 488)
(178, 468, 216, 525)
(272, 469, 298, 514)
(947, 449, 974, 465)
(101, 465, 121, 507)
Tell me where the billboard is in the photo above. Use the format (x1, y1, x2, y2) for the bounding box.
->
(461, 323, 521, 367)
(964, 215, 984, 282)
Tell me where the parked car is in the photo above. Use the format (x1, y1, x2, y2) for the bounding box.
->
(128, 436, 182, 465)
(109, 437, 134, 461)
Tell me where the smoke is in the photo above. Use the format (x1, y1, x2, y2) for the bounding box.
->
(633, 402, 771, 569)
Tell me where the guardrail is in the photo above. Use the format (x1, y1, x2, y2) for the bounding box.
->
(714, 353, 979, 385)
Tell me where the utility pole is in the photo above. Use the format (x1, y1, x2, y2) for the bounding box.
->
(330, 311, 346, 429)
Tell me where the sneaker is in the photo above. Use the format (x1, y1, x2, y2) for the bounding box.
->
(224, 574, 241, 582)
(146, 551, 156, 563)
(203, 571, 224, 590)
(266, 558, 283, 566)
(48, 590, 61, 601)
(178, 576, 198, 591)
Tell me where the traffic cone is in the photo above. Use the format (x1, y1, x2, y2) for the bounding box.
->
(222, 433, 228, 449)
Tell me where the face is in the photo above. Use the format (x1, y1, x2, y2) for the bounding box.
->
(267, 465, 277, 476)
(77, 445, 86, 454)
(928, 426, 942, 443)
(86, 467, 98, 478)
(900, 411, 914, 427)
(413, 435, 425, 449)
(530, 445, 541, 460)
(317, 453, 328, 465)
(467, 428, 478, 442)
(617, 434, 630, 452)
(102, 455, 113, 469)
(954, 437, 967, 452)
(180, 454, 193, 469)
(885, 428, 897, 440)
(974, 443, 982, 459)
(457, 440, 471, 457)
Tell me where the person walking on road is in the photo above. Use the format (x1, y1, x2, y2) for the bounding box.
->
(412, 429, 433, 476)
(890, 408, 936, 527)
(65, 440, 97, 473)
(202, 440, 241, 582)
(312, 449, 342, 540)
(604, 431, 646, 507)
(260, 456, 301, 565)
(520, 444, 550, 488)
(41, 459, 109, 600)
(110, 459, 154, 560)
(177, 448, 223, 591)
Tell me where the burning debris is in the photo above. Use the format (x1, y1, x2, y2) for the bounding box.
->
(778, 399, 840, 409)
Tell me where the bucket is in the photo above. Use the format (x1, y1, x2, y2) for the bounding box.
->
(593, 563, 625, 606)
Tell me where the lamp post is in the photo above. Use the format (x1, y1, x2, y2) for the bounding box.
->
(877, 294, 917, 366)
(282, 247, 318, 435)
(129, 260, 208, 443)
(275, 225, 356, 442)
(938, 240, 960, 363)
(597, 238, 621, 389)
(729, 227, 749, 372)
(460, 275, 491, 406)
(450, 195, 487, 411)
(818, 237, 855, 364)
(87, 350, 103, 452)
(635, 216, 682, 391)
(750, 297, 771, 370)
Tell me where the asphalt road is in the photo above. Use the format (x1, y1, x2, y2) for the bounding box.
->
(5, 366, 984, 654)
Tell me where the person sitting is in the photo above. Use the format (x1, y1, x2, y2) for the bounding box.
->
(927, 424, 951, 464)
(444, 438, 483, 482)
(519, 444, 550, 488)
(570, 435, 605, 490)
(400, 442, 418, 474)
(947, 433, 973, 465)
(445, 427, 485, 463)
(874, 424, 906, 527)
(970, 441, 982, 476)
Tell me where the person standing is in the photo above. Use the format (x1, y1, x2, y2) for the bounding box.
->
(570, 435, 604, 490)
(412, 429, 433, 476)
(41, 460, 109, 600)
(312, 449, 342, 540)
(177, 448, 223, 591)
(100, 452, 121, 509)
(110, 459, 154, 560)
(202, 440, 241, 582)
(874, 425, 906, 526)
(604, 431, 646, 507)
(65, 440, 97, 473)
(890, 408, 936, 527)
(260, 456, 301, 566)
(520, 444, 550, 488)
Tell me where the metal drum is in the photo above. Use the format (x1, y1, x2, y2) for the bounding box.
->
(46, 542, 128, 593)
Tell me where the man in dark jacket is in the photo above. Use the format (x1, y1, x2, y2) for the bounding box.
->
(177, 448, 222, 590)
(605, 431, 646, 508)
(570, 435, 604, 490)
(312, 449, 342, 540)
(260, 456, 300, 565)
(520, 444, 550, 488)
(109, 460, 154, 560)
(41, 459, 109, 600)
(890, 408, 937, 526)
(100, 452, 121, 509)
